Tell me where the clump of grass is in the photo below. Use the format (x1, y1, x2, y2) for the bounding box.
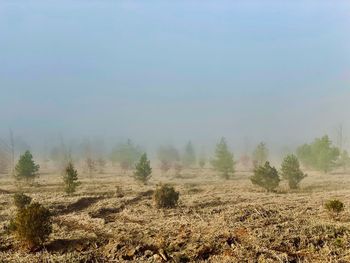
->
(153, 184, 179, 208)
(325, 199, 345, 217)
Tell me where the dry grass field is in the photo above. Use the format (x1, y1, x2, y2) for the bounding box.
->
(1, 165, 350, 262)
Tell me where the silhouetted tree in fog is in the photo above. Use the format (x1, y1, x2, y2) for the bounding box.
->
(157, 145, 180, 167)
(336, 150, 350, 172)
(111, 139, 142, 172)
(50, 138, 72, 174)
(297, 135, 339, 173)
(182, 141, 196, 168)
(252, 142, 268, 167)
(211, 137, 235, 179)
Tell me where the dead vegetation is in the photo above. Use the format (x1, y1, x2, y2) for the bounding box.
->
(0, 167, 350, 262)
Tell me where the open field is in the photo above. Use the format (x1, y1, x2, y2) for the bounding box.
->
(1, 167, 350, 263)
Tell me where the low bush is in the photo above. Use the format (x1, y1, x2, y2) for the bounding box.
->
(153, 184, 179, 208)
(10, 199, 52, 248)
(281, 154, 307, 189)
(250, 161, 280, 192)
(325, 199, 345, 217)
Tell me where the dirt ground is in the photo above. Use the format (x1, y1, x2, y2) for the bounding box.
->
(1, 165, 350, 263)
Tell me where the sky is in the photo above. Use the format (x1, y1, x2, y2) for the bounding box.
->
(0, 0, 350, 155)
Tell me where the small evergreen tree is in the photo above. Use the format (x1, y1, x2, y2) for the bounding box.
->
(250, 161, 280, 192)
(134, 153, 152, 184)
(15, 151, 40, 183)
(281, 154, 307, 189)
(211, 137, 235, 179)
(182, 141, 196, 168)
(63, 162, 80, 194)
(252, 142, 268, 167)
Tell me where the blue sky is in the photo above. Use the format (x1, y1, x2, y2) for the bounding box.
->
(0, 0, 349, 152)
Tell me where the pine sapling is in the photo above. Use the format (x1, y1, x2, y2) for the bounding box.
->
(63, 162, 80, 194)
(134, 153, 152, 184)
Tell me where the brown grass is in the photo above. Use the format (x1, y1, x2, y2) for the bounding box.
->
(0, 166, 350, 262)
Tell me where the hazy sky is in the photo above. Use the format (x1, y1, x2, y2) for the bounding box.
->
(0, 1, 350, 153)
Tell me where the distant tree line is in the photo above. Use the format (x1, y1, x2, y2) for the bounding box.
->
(297, 135, 350, 173)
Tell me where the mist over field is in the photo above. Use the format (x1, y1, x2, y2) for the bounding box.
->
(2, 1, 350, 262)
(1, 1, 350, 159)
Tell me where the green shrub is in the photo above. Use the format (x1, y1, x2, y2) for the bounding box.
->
(281, 154, 307, 189)
(250, 161, 280, 192)
(63, 162, 80, 194)
(11, 202, 52, 248)
(325, 199, 345, 216)
(13, 193, 32, 210)
(134, 153, 152, 184)
(153, 184, 179, 208)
